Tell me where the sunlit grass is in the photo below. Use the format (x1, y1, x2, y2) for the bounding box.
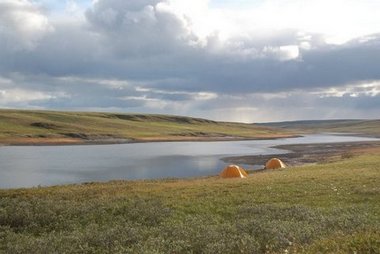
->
(0, 109, 292, 144)
(261, 119, 380, 137)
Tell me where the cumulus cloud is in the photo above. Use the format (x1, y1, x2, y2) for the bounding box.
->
(85, 0, 202, 56)
(0, 0, 380, 121)
(0, 0, 52, 51)
(262, 45, 300, 61)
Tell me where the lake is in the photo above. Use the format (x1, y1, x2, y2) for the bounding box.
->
(0, 134, 378, 189)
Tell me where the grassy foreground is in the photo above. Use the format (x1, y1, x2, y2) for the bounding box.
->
(1, 154, 380, 253)
(0, 109, 292, 145)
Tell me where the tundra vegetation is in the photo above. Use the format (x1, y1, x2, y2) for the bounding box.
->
(0, 109, 293, 145)
(258, 119, 380, 137)
(1, 149, 379, 253)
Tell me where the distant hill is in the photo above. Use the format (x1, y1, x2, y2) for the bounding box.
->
(0, 109, 293, 145)
(257, 119, 380, 137)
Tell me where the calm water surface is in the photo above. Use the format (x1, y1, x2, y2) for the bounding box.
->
(0, 134, 378, 189)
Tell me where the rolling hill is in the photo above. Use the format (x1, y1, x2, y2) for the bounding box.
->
(258, 119, 380, 137)
(0, 109, 293, 145)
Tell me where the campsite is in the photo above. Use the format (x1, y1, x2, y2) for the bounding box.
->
(1, 0, 380, 252)
(1, 142, 379, 253)
(0, 111, 379, 253)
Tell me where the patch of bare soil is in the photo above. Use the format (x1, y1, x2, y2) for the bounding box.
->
(0, 137, 84, 146)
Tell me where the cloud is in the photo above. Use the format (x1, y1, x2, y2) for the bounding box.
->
(0, 75, 68, 107)
(0, 0, 52, 51)
(315, 81, 380, 98)
(0, 0, 380, 121)
(263, 45, 300, 61)
(85, 0, 202, 57)
(195, 85, 380, 122)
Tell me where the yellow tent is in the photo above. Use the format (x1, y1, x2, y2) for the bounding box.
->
(220, 165, 248, 178)
(265, 158, 286, 169)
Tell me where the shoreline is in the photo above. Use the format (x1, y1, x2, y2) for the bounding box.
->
(2, 132, 378, 147)
(222, 140, 380, 167)
(0, 134, 300, 146)
(1, 139, 379, 190)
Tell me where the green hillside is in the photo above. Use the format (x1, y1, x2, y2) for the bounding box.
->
(0, 109, 292, 145)
(258, 119, 380, 137)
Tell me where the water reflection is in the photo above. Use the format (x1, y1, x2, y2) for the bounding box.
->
(0, 134, 378, 188)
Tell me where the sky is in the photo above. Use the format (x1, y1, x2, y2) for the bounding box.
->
(0, 0, 379, 122)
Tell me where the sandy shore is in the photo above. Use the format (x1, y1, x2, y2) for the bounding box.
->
(222, 141, 380, 168)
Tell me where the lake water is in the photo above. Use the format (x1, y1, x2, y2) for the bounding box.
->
(0, 134, 378, 189)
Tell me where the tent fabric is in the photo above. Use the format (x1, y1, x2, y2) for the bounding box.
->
(220, 165, 248, 178)
(265, 158, 286, 169)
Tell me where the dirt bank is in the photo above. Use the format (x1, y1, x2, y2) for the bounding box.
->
(1, 134, 299, 146)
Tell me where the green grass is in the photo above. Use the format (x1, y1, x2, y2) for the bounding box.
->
(258, 119, 380, 137)
(0, 109, 291, 144)
(1, 154, 379, 253)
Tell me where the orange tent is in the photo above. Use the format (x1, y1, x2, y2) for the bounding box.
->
(220, 165, 248, 178)
(265, 158, 286, 169)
